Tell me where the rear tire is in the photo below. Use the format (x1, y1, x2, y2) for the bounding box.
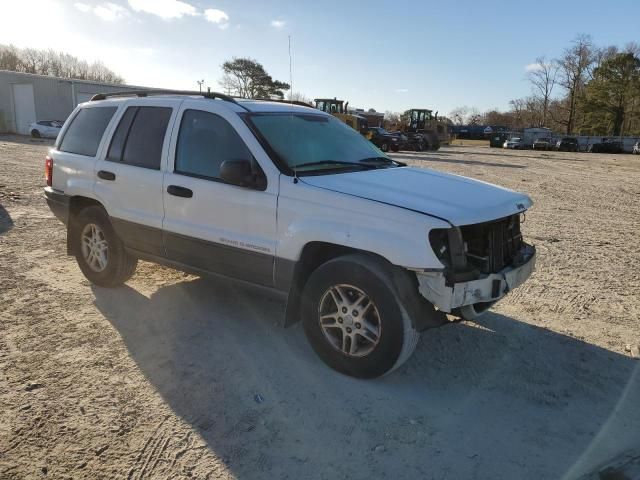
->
(73, 206, 137, 287)
(31, 129, 41, 138)
(301, 254, 419, 378)
(380, 142, 389, 152)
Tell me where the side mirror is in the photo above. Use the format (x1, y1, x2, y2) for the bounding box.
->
(220, 159, 265, 189)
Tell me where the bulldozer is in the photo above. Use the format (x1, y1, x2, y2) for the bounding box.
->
(401, 108, 450, 151)
(314, 98, 368, 132)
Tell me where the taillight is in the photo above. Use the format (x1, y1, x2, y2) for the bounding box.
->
(45, 156, 53, 187)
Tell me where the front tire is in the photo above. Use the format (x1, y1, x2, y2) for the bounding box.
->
(301, 254, 420, 378)
(74, 206, 137, 287)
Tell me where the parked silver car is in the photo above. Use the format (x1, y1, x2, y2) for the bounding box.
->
(30, 120, 63, 139)
(503, 137, 523, 149)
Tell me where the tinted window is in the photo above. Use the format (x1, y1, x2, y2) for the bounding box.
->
(59, 107, 117, 156)
(107, 106, 172, 170)
(107, 107, 138, 162)
(175, 110, 252, 179)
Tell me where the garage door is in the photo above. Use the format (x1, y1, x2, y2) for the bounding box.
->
(13, 84, 36, 135)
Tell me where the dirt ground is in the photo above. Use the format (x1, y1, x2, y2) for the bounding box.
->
(1, 134, 639, 480)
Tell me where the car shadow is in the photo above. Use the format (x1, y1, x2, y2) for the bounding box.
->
(0, 133, 55, 147)
(393, 152, 526, 169)
(465, 149, 589, 162)
(0, 202, 13, 234)
(92, 277, 640, 480)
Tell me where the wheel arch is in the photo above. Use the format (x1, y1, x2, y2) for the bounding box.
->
(282, 241, 447, 331)
(66, 196, 107, 255)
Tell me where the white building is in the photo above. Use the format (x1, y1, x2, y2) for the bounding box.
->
(0, 70, 147, 135)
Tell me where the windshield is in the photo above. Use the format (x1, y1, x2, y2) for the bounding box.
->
(248, 113, 398, 174)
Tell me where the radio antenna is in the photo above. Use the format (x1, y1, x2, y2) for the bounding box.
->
(288, 35, 293, 104)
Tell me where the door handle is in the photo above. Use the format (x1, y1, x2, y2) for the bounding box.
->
(97, 170, 116, 181)
(167, 185, 193, 198)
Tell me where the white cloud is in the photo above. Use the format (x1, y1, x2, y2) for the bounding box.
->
(75, 2, 129, 21)
(93, 3, 129, 21)
(395, 88, 409, 93)
(74, 2, 91, 12)
(204, 8, 229, 28)
(525, 63, 543, 72)
(270, 19, 286, 29)
(128, 0, 197, 19)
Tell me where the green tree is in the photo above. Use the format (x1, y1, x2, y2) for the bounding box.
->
(220, 57, 290, 99)
(583, 52, 640, 135)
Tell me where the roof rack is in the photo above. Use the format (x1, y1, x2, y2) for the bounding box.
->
(253, 98, 314, 108)
(89, 89, 246, 108)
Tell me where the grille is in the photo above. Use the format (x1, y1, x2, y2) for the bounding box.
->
(460, 214, 523, 273)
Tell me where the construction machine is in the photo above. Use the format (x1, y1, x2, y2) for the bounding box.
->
(402, 108, 450, 151)
(314, 98, 368, 132)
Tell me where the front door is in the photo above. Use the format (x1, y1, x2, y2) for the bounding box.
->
(162, 104, 278, 287)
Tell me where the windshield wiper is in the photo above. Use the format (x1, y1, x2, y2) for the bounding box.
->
(359, 157, 405, 167)
(294, 160, 376, 170)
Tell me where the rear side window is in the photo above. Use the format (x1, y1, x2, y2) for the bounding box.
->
(107, 106, 172, 170)
(59, 107, 117, 156)
(175, 109, 252, 180)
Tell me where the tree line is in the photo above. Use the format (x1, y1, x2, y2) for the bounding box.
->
(448, 35, 640, 136)
(0, 44, 124, 84)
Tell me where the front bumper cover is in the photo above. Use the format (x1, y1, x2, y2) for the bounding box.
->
(416, 245, 536, 313)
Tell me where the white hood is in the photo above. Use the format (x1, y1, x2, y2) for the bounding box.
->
(301, 166, 532, 226)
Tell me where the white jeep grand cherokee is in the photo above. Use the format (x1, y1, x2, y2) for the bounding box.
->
(44, 90, 536, 378)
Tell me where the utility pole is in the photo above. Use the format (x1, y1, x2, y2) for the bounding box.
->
(197, 79, 205, 92)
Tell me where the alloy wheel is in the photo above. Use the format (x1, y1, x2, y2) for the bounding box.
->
(80, 223, 109, 272)
(318, 284, 382, 357)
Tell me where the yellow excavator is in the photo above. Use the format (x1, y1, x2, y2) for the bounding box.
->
(314, 98, 368, 132)
(401, 108, 450, 151)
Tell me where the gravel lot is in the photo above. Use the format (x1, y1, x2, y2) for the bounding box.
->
(1, 134, 639, 479)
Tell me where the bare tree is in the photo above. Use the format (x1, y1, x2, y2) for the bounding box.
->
(509, 98, 525, 127)
(0, 44, 21, 71)
(383, 111, 401, 130)
(0, 43, 124, 83)
(287, 91, 313, 105)
(449, 106, 469, 125)
(556, 34, 595, 134)
(527, 56, 558, 126)
(467, 106, 482, 125)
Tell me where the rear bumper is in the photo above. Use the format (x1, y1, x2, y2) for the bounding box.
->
(416, 245, 536, 313)
(44, 187, 69, 225)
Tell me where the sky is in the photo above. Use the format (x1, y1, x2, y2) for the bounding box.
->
(2, 0, 639, 116)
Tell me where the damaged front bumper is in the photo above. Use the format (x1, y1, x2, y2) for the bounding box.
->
(416, 245, 536, 316)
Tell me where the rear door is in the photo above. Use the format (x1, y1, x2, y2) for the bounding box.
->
(52, 104, 118, 197)
(94, 99, 180, 256)
(162, 102, 278, 287)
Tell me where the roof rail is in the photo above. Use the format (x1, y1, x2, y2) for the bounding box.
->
(253, 98, 314, 108)
(89, 89, 246, 108)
